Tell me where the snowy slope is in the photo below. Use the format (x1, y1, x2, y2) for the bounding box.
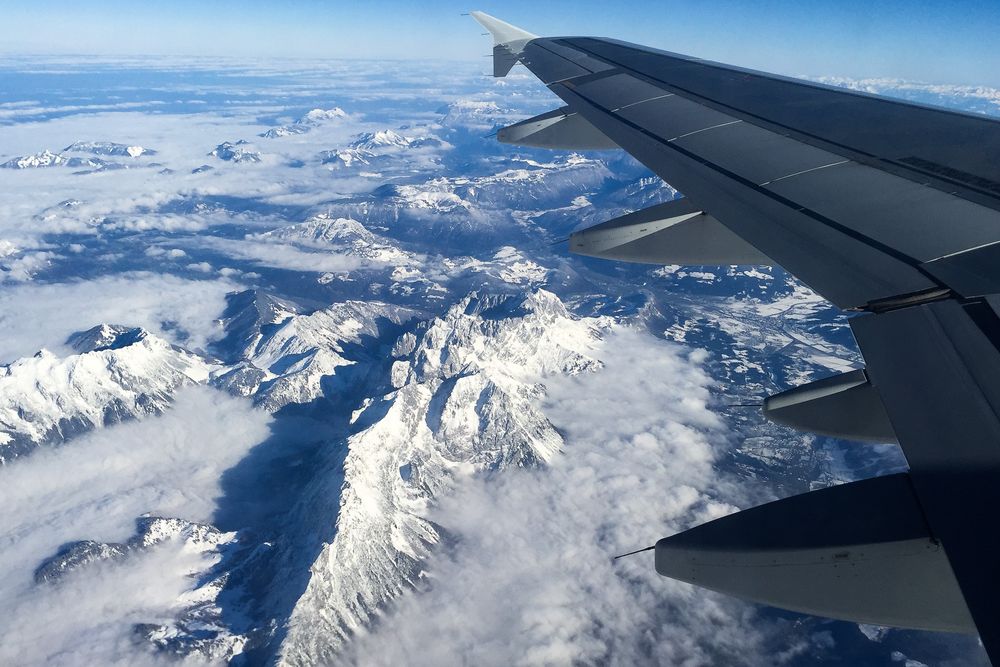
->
(1, 150, 68, 168)
(210, 141, 262, 163)
(254, 214, 415, 264)
(213, 296, 420, 411)
(260, 107, 348, 138)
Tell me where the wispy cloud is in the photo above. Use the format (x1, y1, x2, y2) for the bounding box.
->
(197, 237, 371, 274)
(0, 273, 239, 361)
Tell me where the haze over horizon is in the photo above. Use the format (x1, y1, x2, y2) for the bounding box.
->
(2, 0, 999, 85)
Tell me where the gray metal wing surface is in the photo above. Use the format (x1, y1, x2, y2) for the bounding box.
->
(472, 10, 1000, 664)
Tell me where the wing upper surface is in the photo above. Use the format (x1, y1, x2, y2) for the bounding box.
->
(515, 37, 1000, 310)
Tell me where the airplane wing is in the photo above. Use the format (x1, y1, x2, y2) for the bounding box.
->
(472, 10, 1000, 662)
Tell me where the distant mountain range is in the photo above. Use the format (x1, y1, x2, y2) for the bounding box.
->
(2, 142, 156, 169)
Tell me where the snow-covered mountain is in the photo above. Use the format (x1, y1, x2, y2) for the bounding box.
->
(316, 156, 610, 250)
(210, 141, 262, 163)
(248, 301, 420, 412)
(319, 148, 371, 168)
(211, 290, 302, 362)
(1, 150, 68, 169)
(277, 290, 608, 664)
(0, 151, 115, 169)
(0, 325, 212, 463)
(444, 245, 550, 286)
(253, 214, 415, 264)
(319, 129, 442, 172)
(348, 129, 412, 151)
(437, 99, 519, 130)
(36, 515, 232, 584)
(300, 108, 348, 124)
(211, 290, 420, 411)
(36, 514, 244, 661)
(63, 141, 156, 157)
(2, 143, 155, 169)
(260, 107, 348, 138)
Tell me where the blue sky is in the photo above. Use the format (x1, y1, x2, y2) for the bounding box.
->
(3, 0, 999, 85)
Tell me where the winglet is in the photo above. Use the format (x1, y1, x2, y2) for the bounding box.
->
(470, 11, 537, 77)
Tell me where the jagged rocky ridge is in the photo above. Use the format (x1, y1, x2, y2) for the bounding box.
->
(14, 286, 606, 663)
(211, 292, 421, 412)
(36, 515, 245, 662)
(319, 129, 443, 171)
(276, 290, 609, 665)
(12, 289, 431, 660)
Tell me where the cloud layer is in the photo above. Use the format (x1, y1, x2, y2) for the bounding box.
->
(0, 386, 272, 666)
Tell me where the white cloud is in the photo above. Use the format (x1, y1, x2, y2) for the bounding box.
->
(348, 328, 805, 666)
(2, 249, 57, 282)
(0, 273, 239, 362)
(0, 386, 272, 667)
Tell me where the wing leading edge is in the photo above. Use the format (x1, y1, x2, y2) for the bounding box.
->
(473, 10, 1000, 663)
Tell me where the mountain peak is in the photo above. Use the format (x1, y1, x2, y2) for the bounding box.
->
(349, 130, 411, 150)
(259, 107, 348, 138)
(299, 107, 346, 123)
(1, 150, 66, 169)
(209, 141, 262, 163)
(1, 329, 211, 462)
(66, 324, 148, 354)
(212, 289, 302, 362)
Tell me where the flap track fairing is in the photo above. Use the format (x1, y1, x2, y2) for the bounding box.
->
(764, 368, 897, 443)
(497, 106, 619, 150)
(570, 198, 772, 265)
(655, 473, 974, 633)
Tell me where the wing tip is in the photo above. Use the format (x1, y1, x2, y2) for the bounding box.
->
(469, 11, 537, 49)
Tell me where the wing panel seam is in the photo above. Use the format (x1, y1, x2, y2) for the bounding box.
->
(668, 119, 743, 142)
(761, 159, 851, 186)
(613, 93, 675, 112)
